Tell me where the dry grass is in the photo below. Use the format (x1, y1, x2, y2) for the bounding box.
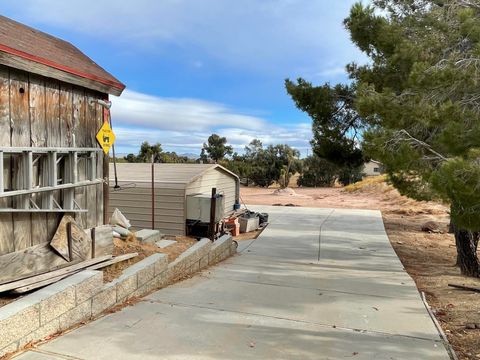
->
(103, 235, 197, 282)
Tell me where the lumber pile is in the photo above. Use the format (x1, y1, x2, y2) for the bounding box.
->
(0, 214, 137, 294)
(0, 253, 138, 294)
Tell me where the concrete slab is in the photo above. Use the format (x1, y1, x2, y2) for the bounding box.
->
(135, 229, 161, 244)
(155, 239, 177, 248)
(14, 206, 450, 360)
(25, 301, 448, 360)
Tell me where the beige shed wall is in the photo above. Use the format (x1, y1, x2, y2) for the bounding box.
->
(186, 169, 238, 212)
(108, 182, 186, 235)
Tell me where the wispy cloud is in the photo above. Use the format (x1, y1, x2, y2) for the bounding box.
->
(6, 0, 362, 74)
(110, 90, 311, 156)
(110, 90, 267, 132)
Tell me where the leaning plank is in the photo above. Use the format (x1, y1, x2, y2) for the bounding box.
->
(0, 242, 70, 284)
(448, 283, 480, 293)
(90, 225, 114, 257)
(12, 253, 137, 294)
(11, 273, 73, 294)
(0, 255, 112, 293)
(86, 252, 138, 271)
(50, 215, 92, 261)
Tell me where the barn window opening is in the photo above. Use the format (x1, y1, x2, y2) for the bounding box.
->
(373, 167, 380, 172)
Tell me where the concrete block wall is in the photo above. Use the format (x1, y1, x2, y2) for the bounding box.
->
(0, 235, 237, 357)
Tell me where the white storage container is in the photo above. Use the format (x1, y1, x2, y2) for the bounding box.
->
(186, 193, 225, 223)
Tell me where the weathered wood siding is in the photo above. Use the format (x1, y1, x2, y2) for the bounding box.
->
(186, 168, 237, 212)
(0, 65, 106, 255)
(108, 183, 186, 235)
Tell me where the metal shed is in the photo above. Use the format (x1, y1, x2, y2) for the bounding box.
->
(108, 163, 240, 235)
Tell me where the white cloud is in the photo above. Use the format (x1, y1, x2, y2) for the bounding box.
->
(109, 89, 312, 156)
(7, 0, 362, 74)
(110, 89, 267, 132)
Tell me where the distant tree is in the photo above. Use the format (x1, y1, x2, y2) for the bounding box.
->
(201, 134, 233, 162)
(298, 156, 338, 187)
(124, 153, 138, 163)
(137, 142, 163, 162)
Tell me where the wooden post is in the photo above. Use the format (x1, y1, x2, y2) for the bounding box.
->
(209, 187, 217, 241)
(66, 221, 72, 262)
(151, 156, 155, 230)
(91, 227, 96, 258)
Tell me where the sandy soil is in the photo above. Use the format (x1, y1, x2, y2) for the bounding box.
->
(241, 179, 480, 360)
(103, 235, 197, 282)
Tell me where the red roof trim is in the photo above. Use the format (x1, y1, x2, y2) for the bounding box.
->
(0, 43, 125, 91)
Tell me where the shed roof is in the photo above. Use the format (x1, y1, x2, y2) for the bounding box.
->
(110, 163, 239, 185)
(0, 15, 125, 96)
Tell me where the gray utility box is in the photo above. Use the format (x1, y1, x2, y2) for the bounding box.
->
(186, 193, 225, 223)
(239, 216, 259, 233)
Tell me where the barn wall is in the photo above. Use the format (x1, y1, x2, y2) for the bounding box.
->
(108, 182, 186, 236)
(0, 65, 106, 255)
(186, 169, 238, 213)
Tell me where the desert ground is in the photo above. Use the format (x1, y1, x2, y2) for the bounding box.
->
(240, 178, 480, 360)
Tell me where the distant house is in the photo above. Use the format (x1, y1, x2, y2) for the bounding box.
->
(363, 160, 384, 177)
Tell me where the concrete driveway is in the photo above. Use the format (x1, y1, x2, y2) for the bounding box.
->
(15, 206, 450, 359)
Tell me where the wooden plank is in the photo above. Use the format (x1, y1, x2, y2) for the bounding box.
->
(0, 242, 70, 284)
(0, 65, 14, 255)
(0, 254, 112, 293)
(45, 79, 61, 239)
(73, 87, 87, 227)
(85, 93, 97, 228)
(96, 102, 104, 226)
(10, 253, 134, 294)
(86, 224, 113, 257)
(86, 252, 138, 270)
(29, 74, 48, 245)
(0, 52, 124, 96)
(59, 83, 73, 147)
(10, 70, 32, 250)
(448, 283, 480, 293)
(11, 273, 72, 294)
(50, 215, 92, 261)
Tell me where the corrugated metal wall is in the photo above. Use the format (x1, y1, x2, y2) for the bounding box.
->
(108, 167, 239, 236)
(109, 182, 186, 235)
(186, 168, 237, 212)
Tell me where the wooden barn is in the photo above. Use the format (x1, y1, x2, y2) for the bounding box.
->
(0, 15, 125, 257)
(109, 163, 240, 235)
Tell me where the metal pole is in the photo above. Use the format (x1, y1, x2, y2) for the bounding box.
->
(209, 187, 217, 241)
(151, 156, 155, 230)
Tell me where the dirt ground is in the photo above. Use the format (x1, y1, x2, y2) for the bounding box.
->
(103, 235, 197, 282)
(241, 178, 480, 360)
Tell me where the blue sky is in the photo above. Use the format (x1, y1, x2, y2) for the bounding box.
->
(1, 0, 364, 157)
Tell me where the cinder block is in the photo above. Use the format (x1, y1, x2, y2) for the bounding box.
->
(115, 274, 137, 302)
(132, 278, 157, 298)
(92, 285, 117, 316)
(75, 271, 103, 304)
(0, 341, 19, 358)
(230, 241, 238, 255)
(199, 255, 209, 269)
(135, 229, 161, 244)
(18, 319, 60, 349)
(58, 300, 92, 331)
(188, 261, 200, 275)
(154, 254, 168, 276)
(40, 286, 75, 325)
(0, 305, 40, 349)
(137, 263, 155, 287)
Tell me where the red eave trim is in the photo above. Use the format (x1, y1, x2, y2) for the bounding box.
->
(0, 44, 125, 92)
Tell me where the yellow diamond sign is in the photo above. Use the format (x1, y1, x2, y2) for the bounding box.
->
(96, 121, 116, 154)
